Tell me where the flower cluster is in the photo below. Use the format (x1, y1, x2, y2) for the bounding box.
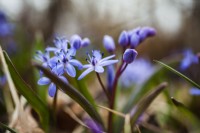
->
(35, 36, 85, 97)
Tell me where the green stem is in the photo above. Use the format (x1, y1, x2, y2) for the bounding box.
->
(96, 72, 110, 101)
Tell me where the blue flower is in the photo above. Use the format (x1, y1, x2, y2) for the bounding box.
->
(70, 34, 91, 49)
(123, 49, 138, 64)
(103, 35, 115, 53)
(107, 65, 115, 92)
(120, 58, 155, 87)
(0, 11, 14, 37)
(84, 118, 103, 133)
(78, 50, 118, 80)
(118, 27, 156, 48)
(37, 65, 68, 97)
(46, 37, 71, 54)
(56, 49, 83, 77)
(180, 49, 198, 70)
(189, 88, 200, 96)
(0, 75, 6, 87)
(35, 50, 50, 67)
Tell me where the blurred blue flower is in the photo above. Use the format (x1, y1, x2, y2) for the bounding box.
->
(118, 31, 129, 47)
(123, 49, 138, 64)
(0, 11, 14, 37)
(189, 87, 200, 96)
(0, 75, 6, 87)
(56, 49, 83, 77)
(180, 49, 198, 70)
(107, 65, 115, 92)
(120, 58, 155, 87)
(70, 34, 91, 49)
(118, 27, 156, 48)
(78, 50, 118, 80)
(84, 118, 103, 133)
(37, 65, 68, 97)
(103, 35, 115, 53)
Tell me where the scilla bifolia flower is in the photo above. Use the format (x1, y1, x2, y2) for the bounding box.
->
(123, 49, 138, 64)
(78, 50, 118, 80)
(118, 27, 156, 49)
(70, 34, 91, 49)
(38, 65, 68, 97)
(103, 35, 115, 53)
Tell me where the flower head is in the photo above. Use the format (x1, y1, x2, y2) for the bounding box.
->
(55, 48, 83, 77)
(180, 49, 198, 70)
(78, 50, 118, 80)
(103, 35, 115, 53)
(120, 58, 155, 87)
(123, 49, 138, 64)
(118, 31, 129, 47)
(37, 65, 68, 97)
(84, 118, 103, 133)
(70, 34, 91, 49)
(189, 87, 200, 96)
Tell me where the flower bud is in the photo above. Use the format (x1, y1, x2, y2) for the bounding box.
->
(103, 35, 115, 53)
(123, 49, 138, 64)
(118, 31, 129, 47)
(81, 38, 90, 47)
(130, 33, 140, 49)
(107, 65, 115, 92)
(139, 27, 156, 41)
(70, 34, 81, 50)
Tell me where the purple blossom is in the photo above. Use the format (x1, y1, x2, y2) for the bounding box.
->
(84, 118, 103, 133)
(180, 49, 198, 70)
(189, 88, 200, 96)
(123, 49, 138, 64)
(37, 65, 68, 97)
(120, 58, 155, 87)
(0, 11, 14, 37)
(103, 35, 115, 52)
(55, 49, 83, 77)
(118, 31, 129, 47)
(118, 27, 156, 48)
(81, 38, 90, 47)
(70, 34, 91, 49)
(78, 50, 118, 80)
(107, 65, 115, 92)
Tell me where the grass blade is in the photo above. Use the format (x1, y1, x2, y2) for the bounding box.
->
(171, 97, 200, 130)
(130, 82, 167, 126)
(0, 121, 18, 133)
(154, 60, 200, 89)
(3, 51, 49, 132)
(34, 63, 104, 128)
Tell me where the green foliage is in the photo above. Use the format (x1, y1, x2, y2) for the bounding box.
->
(3, 51, 49, 132)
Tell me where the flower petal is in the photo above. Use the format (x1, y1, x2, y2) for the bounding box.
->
(65, 63, 76, 77)
(48, 83, 56, 97)
(38, 77, 50, 85)
(59, 76, 68, 84)
(69, 59, 83, 70)
(95, 65, 104, 73)
(83, 64, 92, 69)
(78, 67, 94, 80)
(99, 55, 115, 62)
(99, 60, 118, 67)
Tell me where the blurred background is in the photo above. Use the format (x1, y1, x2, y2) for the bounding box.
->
(1, 0, 200, 57)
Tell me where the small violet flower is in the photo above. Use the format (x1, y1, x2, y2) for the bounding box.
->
(0, 11, 14, 37)
(118, 27, 156, 48)
(70, 34, 91, 49)
(37, 65, 68, 97)
(84, 118, 103, 133)
(189, 87, 200, 96)
(78, 50, 118, 80)
(56, 49, 83, 77)
(180, 49, 198, 70)
(120, 58, 155, 87)
(103, 35, 115, 53)
(123, 49, 138, 64)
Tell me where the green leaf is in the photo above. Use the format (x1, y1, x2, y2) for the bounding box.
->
(34, 63, 105, 129)
(76, 71, 96, 108)
(130, 82, 167, 126)
(171, 97, 200, 130)
(154, 60, 200, 89)
(3, 51, 49, 132)
(0, 121, 18, 133)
